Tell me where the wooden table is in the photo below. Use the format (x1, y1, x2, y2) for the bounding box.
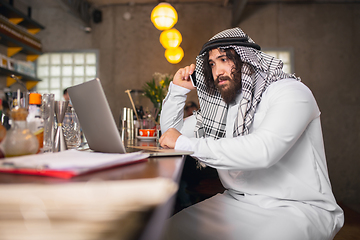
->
(0, 146, 185, 240)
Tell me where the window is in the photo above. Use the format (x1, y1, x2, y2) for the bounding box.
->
(262, 49, 294, 74)
(36, 51, 98, 100)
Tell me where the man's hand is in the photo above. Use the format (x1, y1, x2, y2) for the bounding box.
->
(159, 128, 182, 149)
(173, 64, 196, 90)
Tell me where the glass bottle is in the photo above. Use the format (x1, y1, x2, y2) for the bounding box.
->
(0, 99, 6, 142)
(27, 93, 44, 153)
(0, 99, 6, 158)
(11, 91, 23, 109)
(4, 106, 39, 157)
(41, 93, 55, 153)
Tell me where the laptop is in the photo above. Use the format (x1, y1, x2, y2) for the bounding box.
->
(67, 78, 193, 157)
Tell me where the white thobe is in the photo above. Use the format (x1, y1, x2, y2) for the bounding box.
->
(160, 80, 344, 240)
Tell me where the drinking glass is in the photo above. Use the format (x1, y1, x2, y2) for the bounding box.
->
(62, 108, 81, 149)
(42, 93, 55, 153)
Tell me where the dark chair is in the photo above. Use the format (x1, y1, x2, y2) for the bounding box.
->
(173, 156, 225, 214)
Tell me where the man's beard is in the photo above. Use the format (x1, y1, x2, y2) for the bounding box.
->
(215, 75, 241, 104)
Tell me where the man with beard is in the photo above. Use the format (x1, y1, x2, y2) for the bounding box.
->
(205, 48, 242, 104)
(159, 28, 343, 240)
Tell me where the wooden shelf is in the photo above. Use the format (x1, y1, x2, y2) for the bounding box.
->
(0, 0, 45, 31)
(0, 32, 42, 56)
(0, 0, 44, 88)
(0, 66, 41, 82)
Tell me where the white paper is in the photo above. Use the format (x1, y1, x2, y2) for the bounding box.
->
(1, 149, 149, 170)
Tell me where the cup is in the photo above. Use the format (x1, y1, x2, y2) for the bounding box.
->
(62, 108, 82, 149)
(139, 129, 156, 137)
(126, 108, 134, 130)
(121, 107, 135, 141)
(41, 93, 55, 153)
(140, 118, 155, 129)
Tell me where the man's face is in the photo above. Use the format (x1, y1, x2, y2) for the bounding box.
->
(208, 48, 241, 104)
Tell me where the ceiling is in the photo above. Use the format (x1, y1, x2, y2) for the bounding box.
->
(18, 0, 354, 8)
(17, 0, 351, 27)
(18, 0, 228, 8)
(86, 0, 352, 6)
(87, 0, 228, 6)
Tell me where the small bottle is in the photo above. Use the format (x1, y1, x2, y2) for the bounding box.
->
(9, 91, 23, 128)
(11, 91, 23, 109)
(4, 106, 39, 158)
(0, 99, 6, 142)
(27, 93, 44, 153)
(0, 99, 6, 158)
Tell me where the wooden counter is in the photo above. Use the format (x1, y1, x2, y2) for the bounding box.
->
(0, 149, 185, 240)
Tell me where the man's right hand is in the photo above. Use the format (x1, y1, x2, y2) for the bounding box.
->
(172, 64, 196, 90)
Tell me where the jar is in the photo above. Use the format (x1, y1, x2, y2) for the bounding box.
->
(4, 107, 39, 157)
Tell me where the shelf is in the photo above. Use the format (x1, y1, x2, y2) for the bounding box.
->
(0, 66, 40, 82)
(0, 32, 42, 56)
(0, 0, 44, 89)
(0, 0, 44, 31)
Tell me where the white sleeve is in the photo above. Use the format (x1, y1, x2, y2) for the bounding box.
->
(182, 81, 320, 170)
(160, 82, 196, 137)
(180, 115, 196, 137)
(175, 135, 195, 151)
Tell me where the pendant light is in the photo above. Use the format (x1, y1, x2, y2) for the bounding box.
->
(165, 47, 184, 64)
(160, 28, 182, 49)
(151, 3, 178, 31)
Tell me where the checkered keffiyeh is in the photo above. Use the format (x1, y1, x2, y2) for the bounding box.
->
(194, 27, 300, 139)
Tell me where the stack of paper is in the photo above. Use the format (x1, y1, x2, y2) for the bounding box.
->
(0, 150, 149, 178)
(0, 177, 178, 240)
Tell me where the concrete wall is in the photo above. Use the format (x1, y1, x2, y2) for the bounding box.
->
(87, 2, 230, 119)
(7, 1, 359, 210)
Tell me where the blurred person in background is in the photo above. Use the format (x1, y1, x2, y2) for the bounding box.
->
(184, 101, 198, 118)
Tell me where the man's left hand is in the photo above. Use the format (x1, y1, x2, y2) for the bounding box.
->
(159, 128, 182, 149)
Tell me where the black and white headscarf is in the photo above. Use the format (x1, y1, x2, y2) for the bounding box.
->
(194, 27, 300, 139)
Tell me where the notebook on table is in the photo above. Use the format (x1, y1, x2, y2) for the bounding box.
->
(67, 78, 193, 157)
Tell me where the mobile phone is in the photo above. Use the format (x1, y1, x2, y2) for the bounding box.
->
(189, 72, 197, 87)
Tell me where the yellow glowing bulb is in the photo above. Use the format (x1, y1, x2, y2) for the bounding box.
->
(165, 47, 184, 64)
(151, 3, 178, 31)
(160, 28, 182, 49)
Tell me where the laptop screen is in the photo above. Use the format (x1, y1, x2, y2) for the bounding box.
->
(68, 78, 127, 153)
